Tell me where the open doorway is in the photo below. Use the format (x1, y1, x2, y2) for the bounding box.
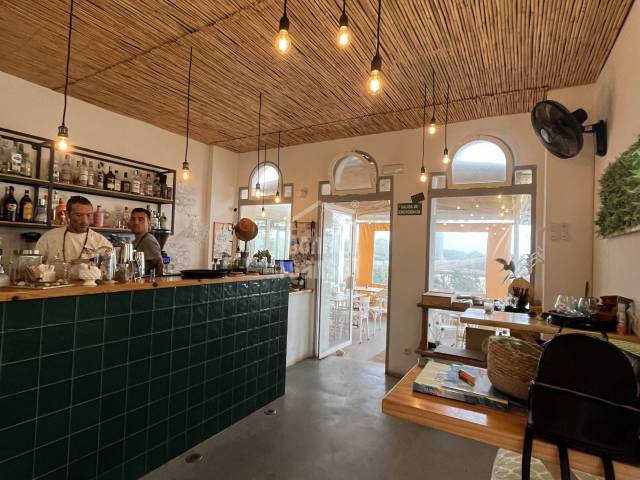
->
(316, 200, 390, 364)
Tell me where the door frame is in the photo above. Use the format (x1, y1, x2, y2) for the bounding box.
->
(314, 177, 394, 371)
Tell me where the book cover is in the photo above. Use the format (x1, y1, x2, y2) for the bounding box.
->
(412, 361, 510, 410)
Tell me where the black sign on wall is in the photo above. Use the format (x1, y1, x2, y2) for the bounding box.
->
(397, 203, 423, 216)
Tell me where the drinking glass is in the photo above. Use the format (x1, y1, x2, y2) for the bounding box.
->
(483, 300, 494, 315)
(578, 297, 599, 317)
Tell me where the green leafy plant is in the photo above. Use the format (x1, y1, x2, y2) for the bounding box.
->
(496, 249, 544, 283)
(253, 249, 272, 264)
(596, 135, 640, 237)
(496, 258, 517, 283)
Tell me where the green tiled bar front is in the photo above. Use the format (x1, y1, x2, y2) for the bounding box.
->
(0, 278, 289, 480)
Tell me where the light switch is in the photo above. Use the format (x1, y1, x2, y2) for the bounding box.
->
(560, 222, 569, 240)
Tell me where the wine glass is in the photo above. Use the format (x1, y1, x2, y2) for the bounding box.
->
(578, 297, 599, 318)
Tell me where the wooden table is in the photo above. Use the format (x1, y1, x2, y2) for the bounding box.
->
(354, 286, 384, 294)
(460, 309, 640, 350)
(382, 365, 640, 480)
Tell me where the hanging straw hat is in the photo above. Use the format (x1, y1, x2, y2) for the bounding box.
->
(235, 218, 258, 242)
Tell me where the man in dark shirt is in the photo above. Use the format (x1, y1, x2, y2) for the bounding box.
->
(128, 208, 164, 275)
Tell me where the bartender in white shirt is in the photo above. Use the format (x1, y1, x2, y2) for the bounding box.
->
(35, 195, 112, 263)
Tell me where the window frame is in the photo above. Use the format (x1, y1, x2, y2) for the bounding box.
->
(447, 135, 515, 189)
(328, 151, 379, 195)
(425, 164, 537, 296)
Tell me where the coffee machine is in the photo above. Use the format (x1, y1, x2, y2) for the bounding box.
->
(151, 229, 171, 271)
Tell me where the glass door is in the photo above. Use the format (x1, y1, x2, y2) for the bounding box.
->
(317, 203, 355, 358)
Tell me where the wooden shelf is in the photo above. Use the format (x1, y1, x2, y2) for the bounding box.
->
(0, 172, 50, 188)
(0, 221, 134, 235)
(51, 182, 173, 204)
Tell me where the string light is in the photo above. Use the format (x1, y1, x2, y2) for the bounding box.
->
(419, 83, 428, 183)
(56, 0, 75, 152)
(181, 47, 194, 181)
(275, 131, 282, 203)
(428, 67, 437, 135)
(442, 83, 450, 164)
(255, 93, 262, 197)
(261, 143, 267, 217)
(275, 0, 292, 55)
(367, 0, 384, 95)
(337, 0, 351, 48)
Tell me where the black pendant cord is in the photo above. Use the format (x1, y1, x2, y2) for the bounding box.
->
(277, 131, 281, 171)
(283, 0, 288, 17)
(444, 83, 450, 149)
(262, 143, 267, 209)
(184, 47, 193, 166)
(375, 0, 382, 56)
(61, 0, 75, 128)
(421, 83, 427, 168)
(256, 93, 262, 175)
(342, 0, 347, 15)
(431, 67, 436, 121)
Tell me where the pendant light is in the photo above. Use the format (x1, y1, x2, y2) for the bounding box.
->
(367, 0, 384, 95)
(442, 83, 451, 165)
(181, 47, 194, 181)
(337, 0, 351, 48)
(428, 67, 437, 135)
(255, 93, 263, 198)
(275, 0, 292, 55)
(275, 131, 282, 203)
(55, 0, 75, 152)
(419, 84, 428, 183)
(261, 143, 267, 217)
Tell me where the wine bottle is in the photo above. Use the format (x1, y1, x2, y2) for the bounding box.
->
(104, 166, 116, 191)
(121, 172, 131, 193)
(3, 186, 18, 221)
(19, 190, 33, 222)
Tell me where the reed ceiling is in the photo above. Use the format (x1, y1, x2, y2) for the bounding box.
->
(0, 0, 633, 153)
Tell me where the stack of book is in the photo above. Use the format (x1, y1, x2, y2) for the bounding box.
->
(413, 360, 515, 410)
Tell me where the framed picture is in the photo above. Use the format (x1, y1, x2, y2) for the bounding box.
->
(212, 222, 234, 260)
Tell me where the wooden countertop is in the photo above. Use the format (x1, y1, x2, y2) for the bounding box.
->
(382, 365, 640, 480)
(460, 308, 640, 345)
(0, 273, 287, 302)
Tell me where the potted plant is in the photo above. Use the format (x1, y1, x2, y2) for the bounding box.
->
(496, 249, 543, 311)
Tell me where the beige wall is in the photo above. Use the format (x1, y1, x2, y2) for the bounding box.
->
(592, 1, 640, 319)
(0, 71, 213, 269)
(237, 107, 596, 375)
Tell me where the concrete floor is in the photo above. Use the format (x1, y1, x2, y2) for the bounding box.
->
(342, 318, 387, 363)
(144, 356, 497, 480)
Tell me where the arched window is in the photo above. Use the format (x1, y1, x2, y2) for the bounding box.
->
(250, 163, 280, 198)
(449, 136, 513, 188)
(330, 151, 378, 194)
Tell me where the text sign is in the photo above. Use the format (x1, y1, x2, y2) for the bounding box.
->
(397, 203, 422, 216)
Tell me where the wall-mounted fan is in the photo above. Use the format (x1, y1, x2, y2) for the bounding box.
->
(531, 100, 607, 159)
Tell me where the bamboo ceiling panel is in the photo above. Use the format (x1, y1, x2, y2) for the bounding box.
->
(0, 0, 633, 152)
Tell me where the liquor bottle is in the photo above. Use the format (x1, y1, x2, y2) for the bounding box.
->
(104, 166, 116, 191)
(0, 138, 10, 173)
(54, 197, 67, 225)
(79, 158, 89, 186)
(10, 143, 23, 174)
(21, 150, 32, 178)
(145, 173, 154, 196)
(72, 160, 81, 185)
(131, 169, 141, 194)
(0, 186, 8, 218)
(52, 155, 61, 182)
(122, 206, 130, 227)
(96, 162, 105, 189)
(61, 155, 72, 183)
(114, 170, 121, 192)
(153, 174, 161, 197)
(34, 195, 48, 224)
(121, 172, 131, 193)
(139, 171, 147, 196)
(3, 186, 18, 221)
(93, 205, 104, 227)
(87, 161, 96, 187)
(159, 211, 167, 230)
(19, 190, 33, 222)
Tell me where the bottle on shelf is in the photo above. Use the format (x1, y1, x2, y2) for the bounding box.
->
(121, 171, 131, 193)
(145, 173, 154, 196)
(10, 142, 23, 175)
(159, 211, 167, 230)
(96, 162, 105, 189)
(139, 171, 147, 196)
(34, 194, 48, 224)
(93, 205, 104, 228)
(0, 186, 8, 218)
(61, 155, 72, 183)
(87, 160, 96, 187)
(122, 206, 131, 228)
(79, 158, 89, 186)
(52, 155, 61, 182)
(131, 169, 141, 194)
(114, 170, 121, 192)
(54, 196, 67, 225)
(3, 186, 18, 221)
(159, 174, 168, 198)
(104, 166, 116, 191)
(72, 159, 81, 185)
(21, 150, 32, 178)
(19, 190, 33, 222)
(153, 174, 161, 198)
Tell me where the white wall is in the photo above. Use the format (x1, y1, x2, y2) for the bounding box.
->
(592, 1, 640, 317)
(287, 291, 315, 366)
(0, 71, 212, 269)
(237, 107, 596, 375)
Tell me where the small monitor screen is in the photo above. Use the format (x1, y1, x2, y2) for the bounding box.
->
(277, 260, 294, 273)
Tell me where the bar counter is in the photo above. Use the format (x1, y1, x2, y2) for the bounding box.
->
(0, 273, 289, 480)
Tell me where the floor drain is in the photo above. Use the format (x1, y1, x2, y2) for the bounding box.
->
(264, 408, 277, 416)
(185, 453, 202, 464)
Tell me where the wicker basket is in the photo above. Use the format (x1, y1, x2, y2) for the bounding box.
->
(487, 336, 544, 401)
